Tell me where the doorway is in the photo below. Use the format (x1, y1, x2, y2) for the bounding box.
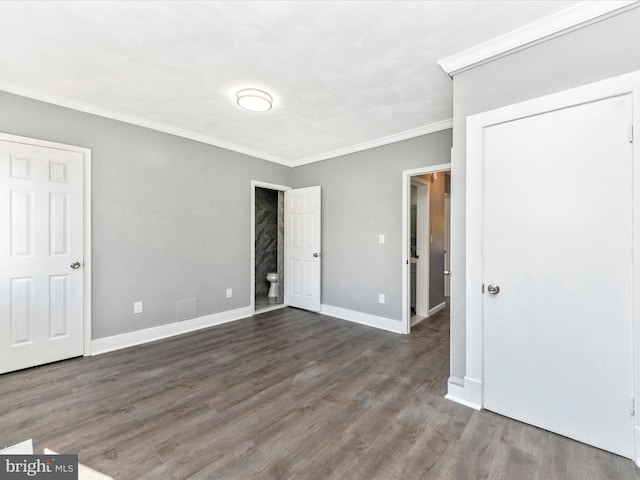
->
(251, 181, 289, 314)
(402, 164, 451, 334)
(0, 132, 92, 374)
(251, 182, 322, 314)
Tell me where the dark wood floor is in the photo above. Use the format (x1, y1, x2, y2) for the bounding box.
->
(1, 307, 638, 479)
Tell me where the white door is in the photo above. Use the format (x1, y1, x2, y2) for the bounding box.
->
(285, 186, 321, 312)
(0, 139, 84, 374)
(483, 95, 633, 457)
(444, 193, 450, 297)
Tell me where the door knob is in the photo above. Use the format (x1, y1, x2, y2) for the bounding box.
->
(487, 284, 500, 294)
(444, 270, 451, 276)
(313, 252, 320, 258)
(70, 261, 81, 269)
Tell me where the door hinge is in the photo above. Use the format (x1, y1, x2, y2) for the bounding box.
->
(482, 283, 485, 293)
(630, 124, 634, 143)
(631, 397, 635, 416)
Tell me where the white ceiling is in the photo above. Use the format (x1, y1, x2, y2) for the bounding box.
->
(0, 1, 595, 165)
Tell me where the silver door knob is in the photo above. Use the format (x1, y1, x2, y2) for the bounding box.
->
(70, 261, 81, 269)
(313, 252, 319, 258)
(487, 284, 500, 294)
(444, 270, 451, 275)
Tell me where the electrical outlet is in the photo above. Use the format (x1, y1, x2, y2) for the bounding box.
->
(378, 234, 385, 244)
(134, 301, 143, 314)
(378, 294, 385, 304)
(226, 288, 233, 298)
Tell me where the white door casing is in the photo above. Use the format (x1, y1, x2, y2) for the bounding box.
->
(0, 135, 90, 373)
(285, 186, 321, 312)
(401, 164, 451, 334)
(413, 178, 430, 317)
(465, 71, 640, 461)
(444, 193, 451, 297)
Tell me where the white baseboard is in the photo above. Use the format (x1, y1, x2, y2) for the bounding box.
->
(445, 376, 482, 410)
(463, 375, 483, 410)
(320, 304, 403, 334)
(635, 425, 640, 467)
(428, 301, 447, 316)
(91, 306, 253, 355)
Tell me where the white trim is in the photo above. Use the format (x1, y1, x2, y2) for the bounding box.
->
(0, 81, 292, 166)
(0, 132, 92, 356)
(437, 1, 638, 76)
(291, 119, 453, 166)
(429, 301, 447, 317)
(91, 306, 252, 355)
(465, 69, 640, 459)
(401, 163, 451, 335)
(415, 181, 430, 317)
(0, 81, 452, 167)
(250, 181, 291, 315)
(635, 425, 640, 468)
(321, 304, 402, 334)
(445, 377, 481, 410)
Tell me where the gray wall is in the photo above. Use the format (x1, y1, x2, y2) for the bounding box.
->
(449, 7, 640, 381)
(291, 130, 452, 322)
(254, 187, 278, 297)
(0, 91, 291, 339)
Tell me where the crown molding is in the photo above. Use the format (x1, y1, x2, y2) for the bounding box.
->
(438, 1, 639, 76)
(290, 118, 453, 167)
(0, 81, 452, 168)
(0, 81, 292, 166)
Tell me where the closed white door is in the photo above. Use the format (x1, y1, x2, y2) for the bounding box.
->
(0, 139, 84, 374)
(285, 186, 321, 312)
(483, 95, 634, 457)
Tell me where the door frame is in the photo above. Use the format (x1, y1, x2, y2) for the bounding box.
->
(444, 192, 451, 297)
(465, 70, 640, 463)
(401, 163, 451, 334)
(0, 132, 92, 355)
(250, 180, 290, 314)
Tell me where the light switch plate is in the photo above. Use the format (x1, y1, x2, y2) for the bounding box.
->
(226, 288, 233, 298)
(378, 234, 385, 244)
(378, 294, 385, 304)
(134, 301, 143, 314)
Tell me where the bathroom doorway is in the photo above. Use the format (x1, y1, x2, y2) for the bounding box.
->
(251, 181, 290, 313)
(401, 164, 451, 334)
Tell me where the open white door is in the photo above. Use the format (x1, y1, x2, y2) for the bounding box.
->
(0, 139, 85, 373)
(284, 186, 321, 312)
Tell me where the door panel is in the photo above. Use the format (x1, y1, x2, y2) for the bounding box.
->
(483, 95, 633, 457)
(0, 140, 84, 374)
(285, 186, 321, 312)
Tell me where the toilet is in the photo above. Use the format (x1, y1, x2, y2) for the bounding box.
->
(266, 272, 278, 297)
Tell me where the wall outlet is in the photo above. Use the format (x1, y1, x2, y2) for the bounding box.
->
(134, 301, 143, 314)
(378, 294, 385, 304)
(378, 234, 385, 244)
(226, 288, 233, 298)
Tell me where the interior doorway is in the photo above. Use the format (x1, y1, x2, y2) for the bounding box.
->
(402, 164, 451, 334)
(250, 182, 323, 314)
(251, 181, 290, 314)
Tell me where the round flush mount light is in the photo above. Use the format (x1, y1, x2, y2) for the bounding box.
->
(236, 88, 273, 112)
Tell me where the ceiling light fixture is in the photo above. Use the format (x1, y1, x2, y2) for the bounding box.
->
(236, 88, 273, 112)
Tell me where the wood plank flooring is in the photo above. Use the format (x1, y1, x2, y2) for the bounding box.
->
(1, 307, 638, 479)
